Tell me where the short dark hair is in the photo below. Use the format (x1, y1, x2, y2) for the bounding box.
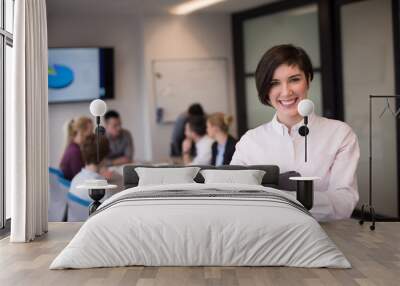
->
(187, 115, 207, 136)
(104, 110, 120, 121)
(81, 134, 110, 165)
(255, 44, 313, 106)
(188, 103, 205, 116)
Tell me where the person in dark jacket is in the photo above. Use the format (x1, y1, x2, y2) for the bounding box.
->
(206, 112, 237, 166)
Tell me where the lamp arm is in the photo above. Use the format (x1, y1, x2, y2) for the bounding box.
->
(96, 116, 100, 164)
(305, 116, 308, 162)
(305, 130, 307, 162)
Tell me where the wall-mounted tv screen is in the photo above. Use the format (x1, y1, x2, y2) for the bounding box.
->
(48, 47, 114, 103)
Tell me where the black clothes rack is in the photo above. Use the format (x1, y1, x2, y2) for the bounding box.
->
(359, 95, 400, 231)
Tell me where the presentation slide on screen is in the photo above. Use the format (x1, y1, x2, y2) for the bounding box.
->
(48, 48, 102, 103)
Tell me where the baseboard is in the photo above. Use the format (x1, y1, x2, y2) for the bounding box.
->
(0, 218, 11, 239)
(352, 208, 400, 222)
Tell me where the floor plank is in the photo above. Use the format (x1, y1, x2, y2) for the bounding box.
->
(0, 220, 399, 286)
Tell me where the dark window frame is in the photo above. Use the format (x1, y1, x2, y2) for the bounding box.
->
(1, 0, 14, 233)
(393, 0, 400, 219)
(232, 0, 337, 136)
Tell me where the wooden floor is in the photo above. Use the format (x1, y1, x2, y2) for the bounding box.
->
(0, 220, 399, 286)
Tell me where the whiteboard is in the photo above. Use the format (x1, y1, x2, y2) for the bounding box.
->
(153, 58, 229, 123)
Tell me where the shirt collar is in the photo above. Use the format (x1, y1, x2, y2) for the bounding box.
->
(106, 130, 123, 141)
(196, 135, 210, 146)
(271, 112, 316, 137)
(82, 168, 97, 176)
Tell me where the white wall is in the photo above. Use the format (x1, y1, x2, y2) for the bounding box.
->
(47, 12, 235, 165)
(143, 14, 236, 162)
(47, 13, 146, 167)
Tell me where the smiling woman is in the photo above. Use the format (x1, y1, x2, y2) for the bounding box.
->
(231, 44, 361, 222)
(256, 45, 313, 127)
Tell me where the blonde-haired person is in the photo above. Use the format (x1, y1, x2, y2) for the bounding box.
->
(60, 116, 93, 180)
(206, 113, 237, 166)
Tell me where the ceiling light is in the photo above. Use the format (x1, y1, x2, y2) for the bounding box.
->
(288, 4, 317, 16)
(171, 0, 226, 15)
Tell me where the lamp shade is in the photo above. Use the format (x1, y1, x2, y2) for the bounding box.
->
(297, 99, 314, 117)
(89, 99, 107, 117)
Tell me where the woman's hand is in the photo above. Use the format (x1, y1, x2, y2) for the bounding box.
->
(182, 138, 193, 165)
(99, 167, 113, 180)
(182, 138, 193, 154)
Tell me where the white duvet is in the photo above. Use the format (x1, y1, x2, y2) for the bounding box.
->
(50, 183, 350, 269)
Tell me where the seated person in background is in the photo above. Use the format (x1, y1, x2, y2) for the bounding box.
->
(68, 134, 110, 222)
(104, 110, 134, 166)
(60, 116, 93, 180)
(170, 103, 205, 157)
(182, 115, 214, 165)
(206, 112, 237, 166)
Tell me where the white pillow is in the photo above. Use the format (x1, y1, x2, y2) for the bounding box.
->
(200, 169, 266, 185)
(135, 167, 201, 186)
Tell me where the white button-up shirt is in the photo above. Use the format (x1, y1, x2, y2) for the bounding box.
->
(190, 135, 214, 165)
(231, 113, 360, 221)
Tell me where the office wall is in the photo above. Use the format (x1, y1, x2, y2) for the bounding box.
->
(143, 14, 236, 162)
(48, 13, 148, 167)
(47, 12, 235, 166)
(341, 0, 397, 216)
(47, 13, 145, 167)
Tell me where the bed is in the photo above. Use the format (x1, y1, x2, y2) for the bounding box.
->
(50, 165, 350, 269)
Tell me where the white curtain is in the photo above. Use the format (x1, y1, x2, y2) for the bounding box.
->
(9, 0, 49, 242)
